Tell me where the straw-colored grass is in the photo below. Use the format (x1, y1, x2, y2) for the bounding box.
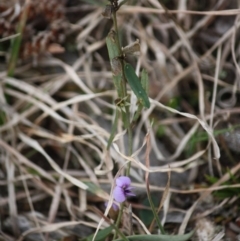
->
(1, 0, 240, 240)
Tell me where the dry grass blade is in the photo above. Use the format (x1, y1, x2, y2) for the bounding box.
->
(17, 221, 97, 241)
(179, 161, 240, 234)
(208, 46, 222, 176)
(5, 153, 19, 236)
(120, 6, 240, 15)
(153, 100, 220, 159)
(1, 1, 240, 240)
(19, 133, 88, 190)
(0, 139, 56, 182)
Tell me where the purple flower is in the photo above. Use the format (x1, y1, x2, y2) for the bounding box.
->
(113, 176, 135, 203)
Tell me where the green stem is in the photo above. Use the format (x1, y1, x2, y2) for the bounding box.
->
(112, 12, 121, 51)
(126, 126, 132, 175)
(111, 221, 129, 241)
(112, 10, 127, 98)
(107, 108, 120, 150)
(146, 189, 165, 234)
(113, 202, 124, 240)
(111, 7, 133, 163)
(112, 9, 133, 161)
(111, 6, 133, 239)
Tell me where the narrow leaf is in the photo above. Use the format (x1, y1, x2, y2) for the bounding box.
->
(114, 231, 194, 241)
(124, 63, 150, 108)
(84, 226, 113, 241)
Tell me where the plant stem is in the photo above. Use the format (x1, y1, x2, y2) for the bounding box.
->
(111, 6, 133, 239)
(111, 7, 133, 170)
(126, 126, 132, 175)
(107, 108, 120, 150)
(112, 10, 127, 98)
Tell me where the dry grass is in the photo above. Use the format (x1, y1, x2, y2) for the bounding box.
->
(0, 0, 240, 240)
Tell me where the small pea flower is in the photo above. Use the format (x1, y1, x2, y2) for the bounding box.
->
(113, 176, 135, 203)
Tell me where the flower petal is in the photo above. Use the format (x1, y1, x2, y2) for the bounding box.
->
(125, 187, 135, 197)
(116, 176, 131, 187)
(113, 186, 126, 203)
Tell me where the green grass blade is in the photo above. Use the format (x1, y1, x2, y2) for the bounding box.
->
(7, 3, 29, 77)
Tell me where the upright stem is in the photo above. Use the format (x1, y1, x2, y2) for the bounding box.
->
(111, 6, 133, 239)
(112, 11, 127, 98)
(112, 9, 133, 169)
(126, 127, 132, 175)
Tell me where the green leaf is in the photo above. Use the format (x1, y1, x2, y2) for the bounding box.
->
(80, 0, 107, 6)
(0, 111, 7, 126)
(139, 197, 158, 226)
(124, 63, 150, 108)
(157, 125, 165, 137)
(114, 230, 194, 241)
(167, 97, 180, 109)
(205, 175, 219, 184)
(26, 168, 42, 176)
(82, 226, 113, 241)
(140, 68, 149, 95)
